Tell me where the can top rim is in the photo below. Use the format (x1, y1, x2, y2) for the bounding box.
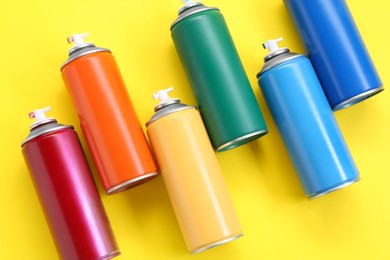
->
(170, 3, 219, 30)
(257, 52, 303, 77)
(21, 122, 73, 147)
(146, 102, 195, 126)
(154, 98, 181, 112)
(60, 45, 111, 70)
(264, 48, 290, 62)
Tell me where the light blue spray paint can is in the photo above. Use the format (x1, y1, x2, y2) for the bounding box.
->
(257, 38, 360, 199)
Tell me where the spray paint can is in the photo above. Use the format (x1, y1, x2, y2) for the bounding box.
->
(283, 0, 383, 110)
(257, 38, 360, 199)
(146, 87, 242, 253)
(61, 33, 158, 194)
(171, 1, 268, 152)
(21, 107, 119, 260)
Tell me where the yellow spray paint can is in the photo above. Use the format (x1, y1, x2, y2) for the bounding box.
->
(146, 87, 242, 254)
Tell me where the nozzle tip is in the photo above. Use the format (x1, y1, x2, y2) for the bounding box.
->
(152, 87, 174, 102)
(67, 32, 90, 45)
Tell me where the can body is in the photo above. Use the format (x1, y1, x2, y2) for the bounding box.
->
(61, 51, 158, 194)
(22, 127, 119, 260)
(171, 4, 268, 151)
(147, 107, 242, 253)
(258, 55, 360, 198)
(283, 0, 383, 110)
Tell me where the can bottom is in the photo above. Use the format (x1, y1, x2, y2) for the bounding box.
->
(216, 130, 268, 152)
(190, 233, 243, 254)
(106, 172, 159, 195)
(308, 177, 360, 200)
(333, 86, 384, 111)
(98, 250, 121, 260)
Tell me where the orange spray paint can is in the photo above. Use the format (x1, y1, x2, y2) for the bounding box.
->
(61, 33, 158, 194)
(146, 87, 242, 253)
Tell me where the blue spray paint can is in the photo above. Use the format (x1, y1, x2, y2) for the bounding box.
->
(257, 38, 360, 199)
(283, 0, 383, 110)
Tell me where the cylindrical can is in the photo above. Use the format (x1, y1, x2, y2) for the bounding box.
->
(146, 87, 242, 253)
(21, 107, 119, 260)
(170, 2, 268, 151)
(283, 0, 383, 110)
(61, 33, 158, 194)
(257, 39, 360, 199)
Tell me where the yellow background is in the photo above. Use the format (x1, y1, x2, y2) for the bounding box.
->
(1, 0, 389, 259)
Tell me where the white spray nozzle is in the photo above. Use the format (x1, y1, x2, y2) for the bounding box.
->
(153, 87, 174, 102)
(29, 106, 51, 121)
(262, 37, 283, 53)
(29, 106, 55, 129)
(67, 32, 90, 46)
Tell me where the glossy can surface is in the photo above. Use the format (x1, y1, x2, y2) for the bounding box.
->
(258, 54, 360, 198)
(61, 50, 158, 194)
(22, 125, 119, 260)
(283, 0, 383, 110)
(171, 3, 268, 151)
(147, 104, 242, 253)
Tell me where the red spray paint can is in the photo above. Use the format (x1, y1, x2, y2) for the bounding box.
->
(21, 107, 120, 260)
(61, 33, 158, 194)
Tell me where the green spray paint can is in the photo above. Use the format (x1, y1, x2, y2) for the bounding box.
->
(171, 1, 268, 152)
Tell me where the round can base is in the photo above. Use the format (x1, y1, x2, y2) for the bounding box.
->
(106, 172, 159, 195)
(308, 177, 360, 200)
(216, 130, 268, 152)
(332, 86, 384, 111)
(98, 250, 121, 260)
(190, 233, 243, 254)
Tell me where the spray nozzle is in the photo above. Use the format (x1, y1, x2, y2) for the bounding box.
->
(262, 37, 284, 53)
(152, 87, 180, 111)
(66, 32, 94, 54)
(67, 32, 90, 45)
(262, 37, 290, 62)
(153, 87, 174, 102)
(29, 106, 51, 120)
(29, 106, 55, 129)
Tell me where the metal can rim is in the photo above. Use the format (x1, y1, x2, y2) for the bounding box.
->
(146, 104, 196, 127)
(170, 4, 219, 31)
(257, 52, 303, 77)
(60, 47, 111, 71)
(21, 125, 73, 147)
